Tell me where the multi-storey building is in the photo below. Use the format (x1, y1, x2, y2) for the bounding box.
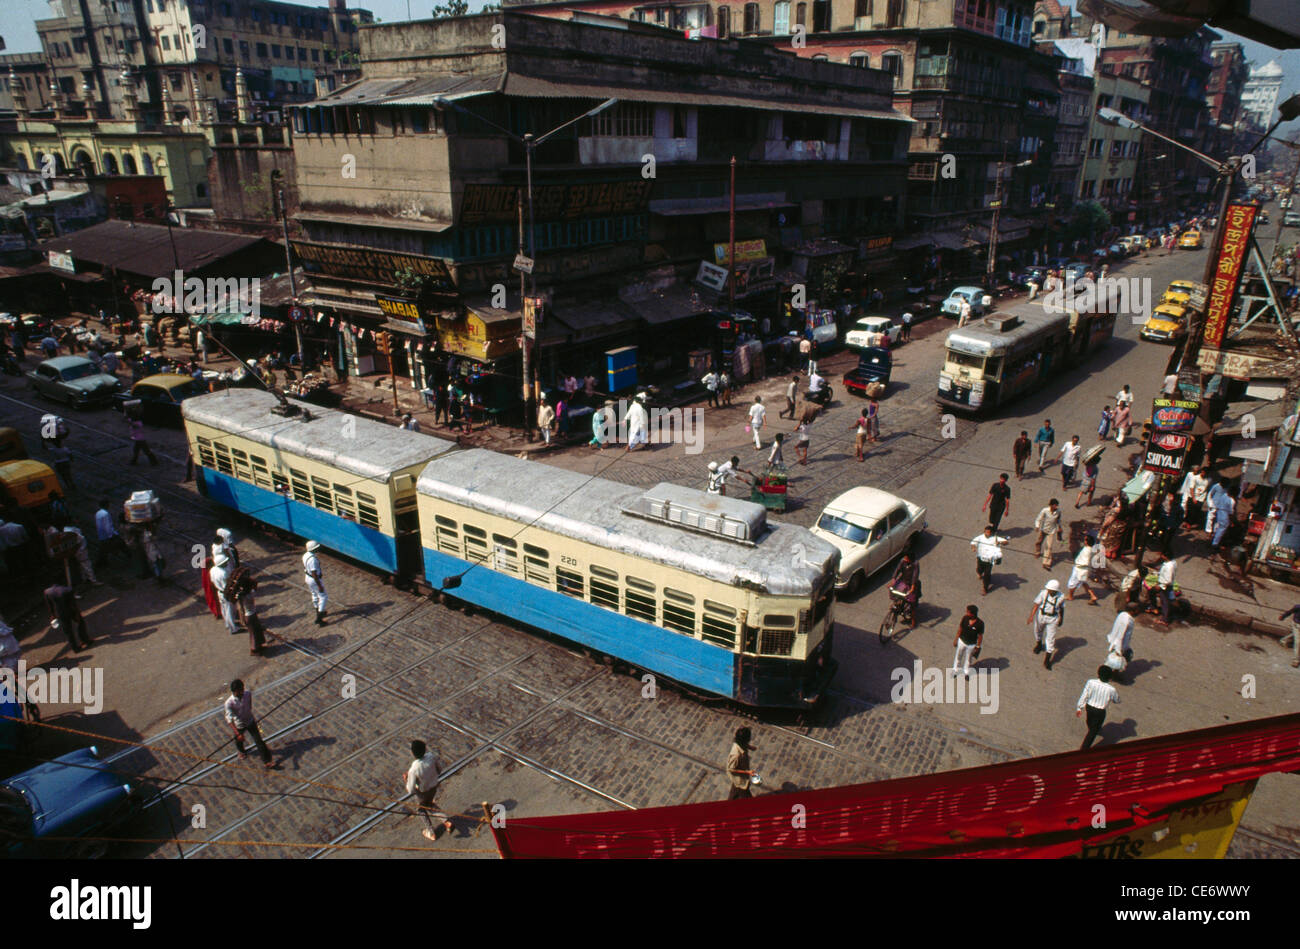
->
(1206, 41, 1249, 159)
(1241, 59, 1283, 132)
(286, 10, 910, 395)
(1078, 66, 1148, 225)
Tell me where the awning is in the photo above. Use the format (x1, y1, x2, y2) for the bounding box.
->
(650, 196, 797, 216)
(550, 299, 638, 341)
(190, 312, 254, 326)
(620, 284, 708, 325)
(295, 211, 453, 232)
(306, 74, 502, 107)
(1218, 398, 1290, 436)
(503, 75, 913, 123)
(1229, 436, 1272, 463)
(1246, 382, 1288, 400)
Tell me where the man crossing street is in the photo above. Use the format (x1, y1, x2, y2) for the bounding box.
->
(1027, 579, 1066, 670)
(303, 540, 328, 625)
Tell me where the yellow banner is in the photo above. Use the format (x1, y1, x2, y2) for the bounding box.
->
(1073, 780, 1257, 859)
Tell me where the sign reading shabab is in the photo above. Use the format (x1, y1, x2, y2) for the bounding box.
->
(1143, 431, 1190, 477)
(1152, 398, 1200, 433)
(1201, 203, 1258, 349)
(375, 295, 427, 335)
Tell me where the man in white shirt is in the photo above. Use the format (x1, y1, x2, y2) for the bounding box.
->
(210, 551, 239, 634)
(1106, 607, 1136, 681)
(713, 455, 749, 497)
(1067, 534, 1101, 604)
(1153, 557, 1177, 624)
(808, 369, 825, 395)
(1057, 434, 1083, 489)
(1077, 665, 1121, 750)
(303, 540, 327, 625)
(1027, 578, 1066, 669)
(959, 298, 972, 327)
(702, 369, 719, 408)
(1033, 499, 1064, 569)
(224, 679, 274, 767)
(1204, 480, 1230, 534)
(1179, 466, 1210, 528)
(92, 498, 127, 568)
(404, 739, 453, 841)
(748, 396, 766, 449)
(625, 393, 649, 451)
(1115, 385, 1134, 410)
(970, 525, 1008, 595)
(781, 376, 798, 419)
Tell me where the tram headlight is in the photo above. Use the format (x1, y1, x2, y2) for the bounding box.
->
(938, 374, 953, 391)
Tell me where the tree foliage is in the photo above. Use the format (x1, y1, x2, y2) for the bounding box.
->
(1068, 200, 1110, 239)
(431, 0, 470, 17)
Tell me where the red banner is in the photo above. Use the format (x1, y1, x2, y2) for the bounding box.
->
(1201, 203, 1257, 349)
(490, 713, 1300, 858)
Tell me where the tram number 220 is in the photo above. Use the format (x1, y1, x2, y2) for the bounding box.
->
(560, 555, 579, 567)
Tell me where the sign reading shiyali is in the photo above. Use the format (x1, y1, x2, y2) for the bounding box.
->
(1201, 203, 1258, 350)
(1151, 398, 1201, 433)
(1143, 431, 1191, 477)
(292, 241, 454, 292)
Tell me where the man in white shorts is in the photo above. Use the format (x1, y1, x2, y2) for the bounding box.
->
(1067, 534, 1101, 604)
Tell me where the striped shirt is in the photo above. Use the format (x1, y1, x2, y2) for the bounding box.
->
(1077, 679, 1121, 712)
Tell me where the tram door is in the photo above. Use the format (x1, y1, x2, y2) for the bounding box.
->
(393, 486, 423, 583)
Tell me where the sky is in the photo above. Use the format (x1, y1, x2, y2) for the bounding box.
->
(3, 0, 1297, 121)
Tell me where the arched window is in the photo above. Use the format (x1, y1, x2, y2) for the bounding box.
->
(103, 152, 119, 175)
(122, 153, 138, 174)
(717, 6, 730, 37)
(71, 149, 94, 175)
(849, 51, 870, 67)
(881, 51, 903, 87)
(774, 1, 791, 34)
(812, 54, 829, 61)
(142, 153, 154, 175)
(743, 2, 759, 33)
(14, 153, 29, 170)
(795, 2, 807, 26)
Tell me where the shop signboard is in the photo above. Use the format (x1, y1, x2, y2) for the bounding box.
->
(1142, 431, 1190, 477)
(459, 180, 653, 226)
(292, 241, 454, 292)
(375, 295, 428, 335)
(713, 239, 767, 266)
(1200, 203, 1257, 349)
(1151, 398, 1200, 433)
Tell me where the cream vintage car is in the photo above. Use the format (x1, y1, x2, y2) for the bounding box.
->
(810, 487, 927, 596)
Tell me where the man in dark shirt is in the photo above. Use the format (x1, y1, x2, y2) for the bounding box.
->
(982, 474, 1012, 530)
(44, 584, 91, 651)
(1012, 431, 1032, 480)
(952, 604, 984, 677)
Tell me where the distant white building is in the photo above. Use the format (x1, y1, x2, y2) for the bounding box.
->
(1241, 59, 1284, 129)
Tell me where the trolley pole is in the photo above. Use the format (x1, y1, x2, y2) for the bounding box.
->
(728, 156, 736, 318)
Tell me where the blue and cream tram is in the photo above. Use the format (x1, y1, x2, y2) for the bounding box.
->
(937, 308, 1115, 414)
(415, 450, 840, 709)
(182, 390, 456, 579)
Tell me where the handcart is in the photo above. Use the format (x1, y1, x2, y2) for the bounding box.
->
(750, 463, 788, 513)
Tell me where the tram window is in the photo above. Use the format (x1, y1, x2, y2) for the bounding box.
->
(289, 468, 311, 504)
(464, 525, 488, 563)
(556, 566, 584, 598)
(231, 448, 253, 482)
(947, 351, 984, 371)
(196, 437, 215, 468)
(272, 472, 289, 496)
(335, 494, 356, 521)
(523, 543, 550, 585)
(395, 510, 419, 532)
(356, 491, 380, 530)
(984, 357, 1003, 379)
(624, 576, 657, 622)
(311, 476, 333, 513)
(760, 627, 796, 656)
(250, 455, 272, 488)
(662, 588, 696, 634)
(702, 603, 737, 649)
(765, 614, 796, 627)
(813, 577, 834, 624)
(213, 443, 233, 475)
(492, 535, 519, 574)
(589, 565, 620, 609)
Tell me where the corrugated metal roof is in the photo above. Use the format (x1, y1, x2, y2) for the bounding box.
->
(37, 220, 267, 279)
(416, 448, 837, 597)
(182, 389, 458, 483)
(503, 75, 914, 122)
(308, 74, 503, 107)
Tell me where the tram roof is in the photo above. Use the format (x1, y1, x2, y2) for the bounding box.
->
(416, 449, 839, 597)
(182, 389, 457, 483)
(944, 309, 1074, 356)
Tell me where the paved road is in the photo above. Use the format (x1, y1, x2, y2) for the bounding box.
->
(0, 224, 1295, 858)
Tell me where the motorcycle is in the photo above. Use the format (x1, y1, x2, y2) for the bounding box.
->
(806, 384, 833, 407)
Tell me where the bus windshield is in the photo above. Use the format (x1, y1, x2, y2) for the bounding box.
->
(946, 350, 985, 372)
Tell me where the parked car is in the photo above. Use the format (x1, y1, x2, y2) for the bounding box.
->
(810, 487, 927, 596)
(1107, 243, 1126, 259)
(1178, 230, 1203, 249)
(25, 356, 122, 408)
(111, 373, 209, 426)
(1012, 265, 1049, 288)
(0, 746, 141, 858)
(1283, 210, 1300, 227)
(844, 316, 899, 350)
(843, 347, 893, 397)
(941, 286, 987, 319)
(1141, 303, 1190, 342)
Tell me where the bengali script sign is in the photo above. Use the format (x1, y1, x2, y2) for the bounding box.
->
(458, 180, 653, 225)
(1201, 204, 1257, 349)
(291, 241, 454, 292)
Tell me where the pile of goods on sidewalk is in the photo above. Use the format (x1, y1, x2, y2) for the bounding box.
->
(283, 372, 338, 406)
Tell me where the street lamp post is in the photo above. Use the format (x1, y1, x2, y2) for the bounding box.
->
(433, 96, 618, 441)
(271, 171, 305, 368)
(986, 153, 1032, 290)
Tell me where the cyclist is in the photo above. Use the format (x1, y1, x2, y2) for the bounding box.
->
(889, 549, 921, 629)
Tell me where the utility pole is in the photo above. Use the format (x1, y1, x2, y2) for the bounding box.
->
(523, 135, 537, 440)
(987, 148, 1006, 291)
(518, 187, 531, 439)
(383, 331, 400, 417)
(728, 156, 736, 317)
(277, 184, 305, 367)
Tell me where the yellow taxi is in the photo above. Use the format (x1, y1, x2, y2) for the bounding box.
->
(1162, 280, 1200, 306)
(1178, 230, 1203, 249)
(0, 459, 63, 512)
(1140, 303, 1190, 343)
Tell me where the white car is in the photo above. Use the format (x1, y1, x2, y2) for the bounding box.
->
(844, 316, 900, 350)
(941, 286, 987, 319)
(809, 487, 927, 596)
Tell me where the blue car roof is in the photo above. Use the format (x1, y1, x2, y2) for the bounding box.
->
(3, 747, 126, 839)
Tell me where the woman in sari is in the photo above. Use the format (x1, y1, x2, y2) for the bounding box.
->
(201, 553, 222, 619)
(1098, 494, 1130, 561)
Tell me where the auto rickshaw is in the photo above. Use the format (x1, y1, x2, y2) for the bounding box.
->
(0, 460, 63, 517)
(0, 428, 27, 464)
